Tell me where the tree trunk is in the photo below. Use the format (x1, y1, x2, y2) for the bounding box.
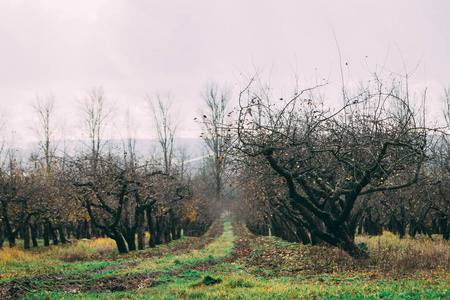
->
(43, 222, 50, 246)
(0, 222, 4, 249)
(84, 219, 91, 239)
(297, 226, 311, 245)
(164, 214, 171, 244)
(8, 232, 16, 248)
(2, 202, 16, 248)
(30, 222, 38, 247)
(331, 225, 369, 259)
(170, 212, 177, 241)
(111, 230, 128, 254)
(408, 218, 417, 238)
(147, 208, 156, 248)
(156, 216, 164, 245)
(23, 224, 31, 249)
(90, 219, 98, 238)
(59, 226, 68, 244)
(123, 232, 136, 251)
(66, 222, 72, 239)
(441, 217, 450, 241)
(176, 225, 182, 240)
(342, 237, 370, 259)
(137, 210, 146, 250)
(50, 225, 59, 245)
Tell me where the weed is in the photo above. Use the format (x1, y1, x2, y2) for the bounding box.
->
(357, 242, 368, 251)
(225, 276, 254, 288)
(201, 275, 222, 285)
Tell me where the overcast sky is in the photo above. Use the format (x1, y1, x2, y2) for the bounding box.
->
(1, 0, 449, 144)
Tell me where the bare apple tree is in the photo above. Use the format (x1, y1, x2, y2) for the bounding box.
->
(235, 72, 427, 259)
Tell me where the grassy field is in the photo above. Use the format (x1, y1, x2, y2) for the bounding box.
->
(1, 217, 450, 299)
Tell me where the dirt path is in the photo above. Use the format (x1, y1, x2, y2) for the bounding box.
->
(227, 221, 252, 261)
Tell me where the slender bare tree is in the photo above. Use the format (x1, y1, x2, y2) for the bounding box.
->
(200, 82, 232, 203)
(147, 91, 178, 173)
(31, 94, 58, 171)
(122, 108, 138, 169)
(79, 87, 113, 173)
(443, 86, 450, 127)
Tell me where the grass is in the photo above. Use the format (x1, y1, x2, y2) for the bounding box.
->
(148, 276, 450, 299)
(0, 237, 120, 281)
(130, 219, 234, 273)
(2, 220, 450, 299)
(356, 232, 450, 274)
(28, 274, 450, 299)
(54, 238, 117, 262)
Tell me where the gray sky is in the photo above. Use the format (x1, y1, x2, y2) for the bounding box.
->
(1, 0, 449, 144)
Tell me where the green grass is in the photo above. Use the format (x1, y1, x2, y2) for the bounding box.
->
(26, 275, 450, 299)
(127, 219, 234, 274)
(3, 218, 450, 299)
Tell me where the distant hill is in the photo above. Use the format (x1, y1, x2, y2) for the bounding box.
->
(17, 138, 209, 167)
